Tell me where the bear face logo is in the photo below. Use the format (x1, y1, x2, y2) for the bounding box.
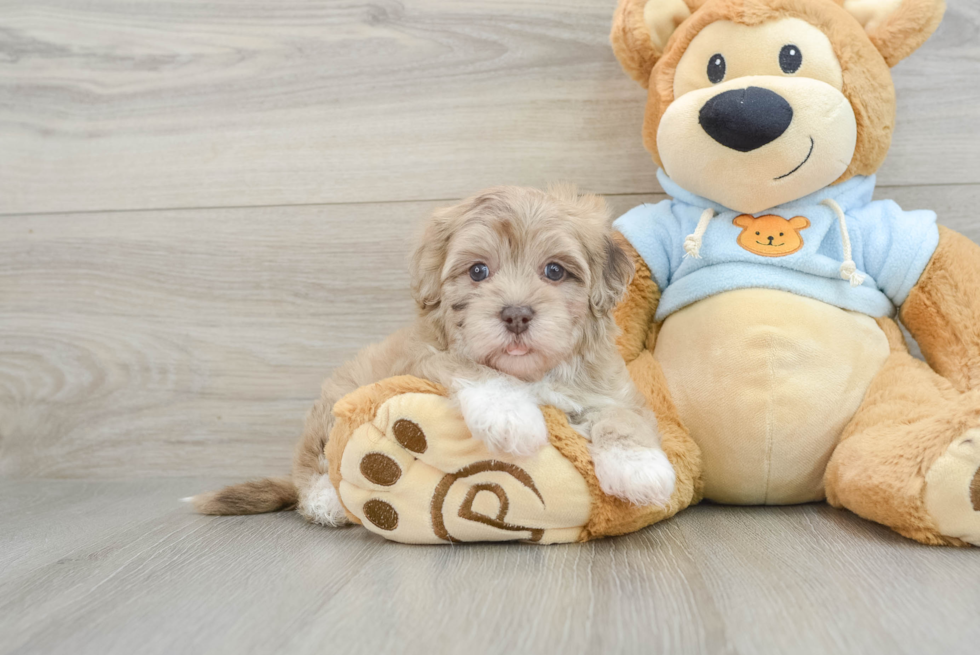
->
(733, 214, 810, 257)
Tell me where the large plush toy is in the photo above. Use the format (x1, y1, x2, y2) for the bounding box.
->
(326, 0, 980, 546)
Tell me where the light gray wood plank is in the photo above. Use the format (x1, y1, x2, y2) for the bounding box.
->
(0, 478, 390, 655)
(0, 1, 976, 215)
(1, 186, 976, 479)
(1, 479, 978, 655)
(0, 200, 427, 478)
(677, 504, 980, 655)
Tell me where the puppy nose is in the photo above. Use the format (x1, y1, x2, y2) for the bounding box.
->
(500, 305, 534, 335)
(699, 86, 793, 152)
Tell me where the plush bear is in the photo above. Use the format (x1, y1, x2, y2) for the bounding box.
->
(323, 376, 698, 543)
(326, 0, 980, 546)
(608, 0, 980, 546)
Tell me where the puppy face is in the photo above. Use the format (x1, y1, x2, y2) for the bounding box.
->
(411, 186, 632, 382)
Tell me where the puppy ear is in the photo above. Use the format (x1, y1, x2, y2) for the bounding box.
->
(550, 185, 631, 313)
(842, 0, 945, 67)
(611, 0, 693, 87)
(591, 236, 636, 315)
(409, 205, 458, 312)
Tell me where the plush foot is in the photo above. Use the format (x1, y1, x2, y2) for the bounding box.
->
(591, 446, 676, 507)
(455, 377, 549, 456)
(333, 392, 592, 544)
(924, 429, 980, 546)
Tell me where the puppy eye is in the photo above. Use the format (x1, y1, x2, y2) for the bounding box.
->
(707, 54, 726, 84)
(544, 262, 565, 282)
(779, 45, 802, 74)
(469, 263, 490, 282)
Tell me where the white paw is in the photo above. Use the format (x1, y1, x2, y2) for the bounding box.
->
(592, 446, 676, 507)
(301, 474, 352, 527)
(456, 377, 549, 456)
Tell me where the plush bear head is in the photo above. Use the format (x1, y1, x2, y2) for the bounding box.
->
(733, 213, 810, 256)
(611, 0, 945, 213)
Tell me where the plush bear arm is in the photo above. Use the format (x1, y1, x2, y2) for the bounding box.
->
(900, 226, 980, 393)
(612, 232, 662, 363)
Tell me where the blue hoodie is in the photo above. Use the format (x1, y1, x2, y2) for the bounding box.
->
(614, 170, 939, 322)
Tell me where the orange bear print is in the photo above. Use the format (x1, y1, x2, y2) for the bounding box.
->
(733, 214, 810, 257)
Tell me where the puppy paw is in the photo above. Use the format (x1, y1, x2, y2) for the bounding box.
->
(456, 378, 549, 456)
(300, 474, 352, 527)
(592, 446, 676, 507)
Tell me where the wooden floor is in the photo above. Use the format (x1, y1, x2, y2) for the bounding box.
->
(1, 1, 979, 653)
(2, 479, 979, 655)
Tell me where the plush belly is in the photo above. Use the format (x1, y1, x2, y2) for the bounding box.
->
(654, 289, 890, 505)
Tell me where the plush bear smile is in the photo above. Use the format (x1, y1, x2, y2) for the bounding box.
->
(775, 136, 815, 180)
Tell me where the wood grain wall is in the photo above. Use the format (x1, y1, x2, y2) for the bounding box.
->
(1, 1, 977, 479)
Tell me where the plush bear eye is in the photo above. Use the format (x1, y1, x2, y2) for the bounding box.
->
(755, 231, 761, 236)
(779, 232, 784, 236)
(469, 263, 489, 282)
(544, 262, 565, 281)
(707, 54, 726, 84)
(779, 45, 802, 74)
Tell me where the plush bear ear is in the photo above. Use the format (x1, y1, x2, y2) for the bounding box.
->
(842, 0, 945, 67)
(733, 215, 754, 228)
(789, 216, 811, 230)
(611, 0, 694, 87)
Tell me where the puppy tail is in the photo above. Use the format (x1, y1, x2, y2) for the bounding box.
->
(187, 477, 298, 515)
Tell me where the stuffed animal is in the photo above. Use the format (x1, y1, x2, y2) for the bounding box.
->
(608, 0, 980, 546)
(324, 376, 698, 543)
(327, 0, 980, 546)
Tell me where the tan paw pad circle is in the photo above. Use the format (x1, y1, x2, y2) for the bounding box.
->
(362, 499, 398, 531)
(359, 453, 401, 487)
(392, 419, 427, 453)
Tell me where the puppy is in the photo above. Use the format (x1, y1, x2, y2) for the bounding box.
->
(192, 185, 676, 526)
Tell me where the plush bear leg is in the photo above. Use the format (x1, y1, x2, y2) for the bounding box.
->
(625, 349, 704, 512)
(326, 368, 701, 544)
(825, 320, 980, 546)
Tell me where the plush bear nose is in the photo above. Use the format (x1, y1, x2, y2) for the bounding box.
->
(699, 87, 793, 152)
(500, 305, 534, 334)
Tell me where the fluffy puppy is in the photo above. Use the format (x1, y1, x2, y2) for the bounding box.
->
(192, 185, 676, 526)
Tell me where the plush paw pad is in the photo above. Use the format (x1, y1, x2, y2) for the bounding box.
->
(972, 465, 980, 513)
(924, 429, 980, 546)
(334, 392, 592, 544)
(592, 446, 676, 507)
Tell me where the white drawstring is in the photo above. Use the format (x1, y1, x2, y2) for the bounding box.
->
(821, 198, 866, 288)
(683, 207, 716, 259)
